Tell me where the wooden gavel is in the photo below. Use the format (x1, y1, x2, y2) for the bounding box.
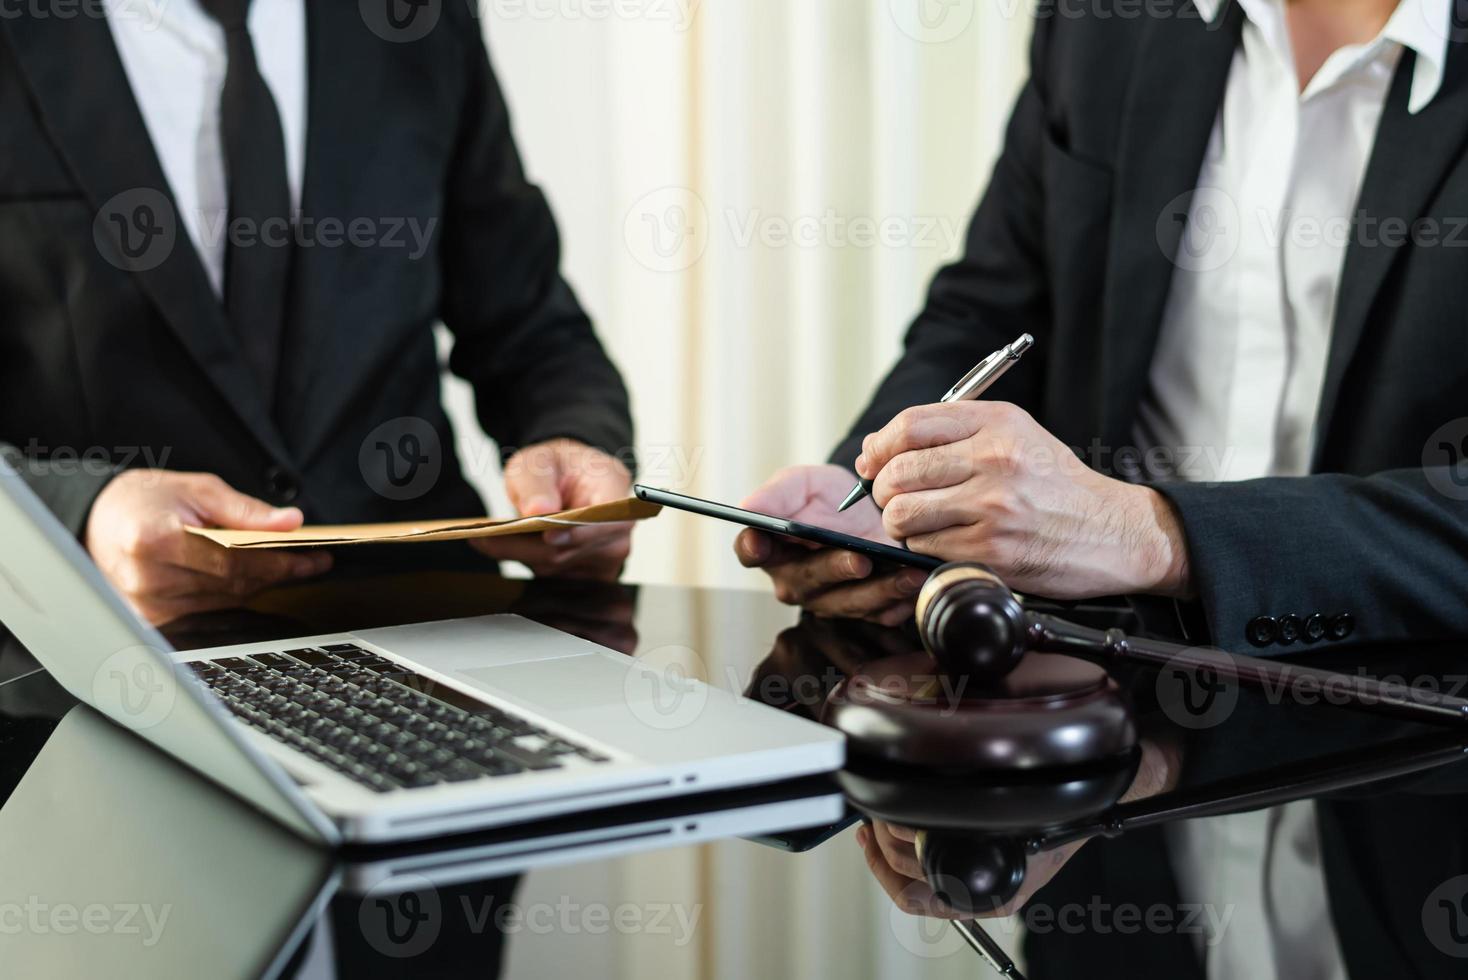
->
(824, 562, 1468, 957)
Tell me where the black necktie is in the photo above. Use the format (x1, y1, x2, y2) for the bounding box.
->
(197, 0, 294, 398)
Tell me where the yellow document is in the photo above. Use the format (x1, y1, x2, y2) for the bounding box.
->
(186, 497, 661, 549)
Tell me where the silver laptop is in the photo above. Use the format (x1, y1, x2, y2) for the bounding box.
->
(0, 464, 844, 845)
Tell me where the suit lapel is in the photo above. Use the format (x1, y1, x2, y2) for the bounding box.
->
(1, 12, 292, 466)
(1313, 47, 1468, 464)
(1100, 0, 1244, 449)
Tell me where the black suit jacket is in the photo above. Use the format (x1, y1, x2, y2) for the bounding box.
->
(832, 0, 1468, 659)
(0, 1, 631, 534)
(826, 3, 1468, 975)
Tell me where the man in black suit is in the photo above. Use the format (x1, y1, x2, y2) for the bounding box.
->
(0, 0, 634, 625)
(737, 0, 1468, 974)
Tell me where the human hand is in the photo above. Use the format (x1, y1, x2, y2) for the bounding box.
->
(857, 402, 1192, 600)
(470, 439, 634, 581)
(733, 464, 929, 626)
(84, 470, 333, 626)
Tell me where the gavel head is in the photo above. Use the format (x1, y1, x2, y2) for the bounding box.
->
(917, 831, 1029, 913)
(916, 563, 1029, 684)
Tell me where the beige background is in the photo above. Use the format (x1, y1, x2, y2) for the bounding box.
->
(442, 0, 1033, 592)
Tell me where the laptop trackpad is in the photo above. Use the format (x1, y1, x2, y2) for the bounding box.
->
(458, 655, 650, 713)
(354, 615, 597, 671)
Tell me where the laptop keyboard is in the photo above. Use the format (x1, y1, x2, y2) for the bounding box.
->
(189, 644, 609, 793)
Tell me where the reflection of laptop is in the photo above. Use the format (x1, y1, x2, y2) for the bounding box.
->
(0, 466, 843, 844)
(0, 703, 846, 979)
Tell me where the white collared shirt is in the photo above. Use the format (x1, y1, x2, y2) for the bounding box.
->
(1135, 0, 1448, 482)
(1141, 0, 1450, 977)
(103, 0, 307, 295)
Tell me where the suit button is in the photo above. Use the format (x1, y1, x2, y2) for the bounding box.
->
(1303, 613, 1327, 643)
(263, 466, 300, 505)
(1277, 615, 1302, 645)
(1327, 613, 1355, 641)
(1246, 616, 1277, 647)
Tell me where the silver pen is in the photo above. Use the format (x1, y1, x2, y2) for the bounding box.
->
(837, 333, 1036, 513)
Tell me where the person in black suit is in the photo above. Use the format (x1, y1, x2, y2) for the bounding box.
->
(0, 1, 634, 625)
(735, 0, 1468, 974)
(737, 0, 1468, 655)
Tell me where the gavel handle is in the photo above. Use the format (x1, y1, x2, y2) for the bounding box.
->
(952, 920, 1026, 979)
(1028, 613, 1468, 728)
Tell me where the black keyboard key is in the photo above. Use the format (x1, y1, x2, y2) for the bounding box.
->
(249, 652, 296, 670)
(213, 657, 266, 674)
(285, 649, 335, 668)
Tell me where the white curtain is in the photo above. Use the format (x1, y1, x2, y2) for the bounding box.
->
(445, 0, 1033, 591)
(451, 8, 1036, 975)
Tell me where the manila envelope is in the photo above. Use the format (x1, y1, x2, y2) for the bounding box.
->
(186, 497, 661, 549)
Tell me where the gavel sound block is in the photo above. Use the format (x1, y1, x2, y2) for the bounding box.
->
(823, 562, 1468, 913)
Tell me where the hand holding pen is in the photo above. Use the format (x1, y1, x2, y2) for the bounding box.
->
(838, 333, 1035, 512)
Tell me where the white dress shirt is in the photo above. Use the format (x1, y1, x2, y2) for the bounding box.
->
(1136, 0, 1449, 976)
(103, 0, 308, 296)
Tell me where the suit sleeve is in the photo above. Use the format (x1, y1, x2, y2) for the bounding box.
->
(1155, 468, 1468, 653)
(437, 8, 633, 467)
(829, 16, 1055, 469)
(1, 444, 114, 539)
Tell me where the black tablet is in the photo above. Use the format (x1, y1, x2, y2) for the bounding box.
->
(634, 485, 943, 572)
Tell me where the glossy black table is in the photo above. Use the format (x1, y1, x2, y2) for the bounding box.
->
(2, 570, 1466, 979)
